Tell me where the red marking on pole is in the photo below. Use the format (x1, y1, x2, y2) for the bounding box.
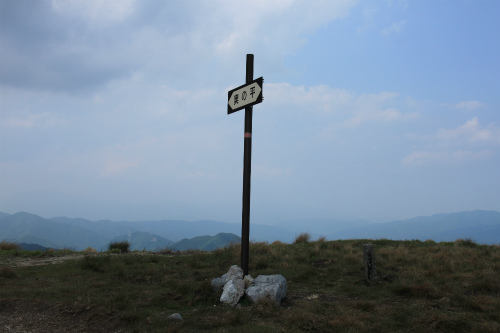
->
(244, 132, 252, 138)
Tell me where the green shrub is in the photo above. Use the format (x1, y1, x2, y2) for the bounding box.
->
(108, 241, 131, 253)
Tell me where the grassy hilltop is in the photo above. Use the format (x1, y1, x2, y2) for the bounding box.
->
(1, 237, 499, 333)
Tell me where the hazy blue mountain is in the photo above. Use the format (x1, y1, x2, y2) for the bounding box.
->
(331, 210, 500, 244)
(169, 232, 241, 251)
(249, 223, 297, 243)
(112, 219, 296, 243)
(18, 243, 52, 251)
(2, 210, 498, 249)
(1, 211, 296, 249)
(0, 212, 108, 250)
(432, 224, 500, 244)
(109, 231, 174, 251)
(274, 218, 371, 240)
(51, 216, 133, 240)
(110, 219, 224, 242)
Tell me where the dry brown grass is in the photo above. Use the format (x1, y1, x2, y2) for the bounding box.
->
(293, 232, 311, 244)
(0, 241, 20, 251)
(0, 266, 18, 278)
(82, 247, 98, 253)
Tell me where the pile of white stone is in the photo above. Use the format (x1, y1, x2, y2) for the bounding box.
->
(211, 265, 287, 307)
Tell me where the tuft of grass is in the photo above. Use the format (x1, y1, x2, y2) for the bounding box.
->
(81, 254, 111, 272)
(0, 241, 20, 251)
(455, 237, 478, 247)
(108, 241, 131, 253)
(293, 232, 311, 244)
(0, 266, 18, 279)
(250, 297, 280, 318)
(83, 247, 98, 253)
(394, 283, 440, 299)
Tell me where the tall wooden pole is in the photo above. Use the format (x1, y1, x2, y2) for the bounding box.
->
(241, 54, 253, 276)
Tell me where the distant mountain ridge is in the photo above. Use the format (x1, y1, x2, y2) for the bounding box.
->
(170, 233, 241, 251)
(18, 243, 52, 251)
(110, 231, 174, 251)
(331, 210, 500, 243)
(0, 212, 108, 250)
(0, 212, 246, 251)
(1, 210, 499, 250)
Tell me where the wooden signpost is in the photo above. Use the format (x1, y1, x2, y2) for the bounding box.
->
(227, 54, 263, 276)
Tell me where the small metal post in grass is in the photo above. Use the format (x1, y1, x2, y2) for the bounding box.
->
(363, 243, 378, 282)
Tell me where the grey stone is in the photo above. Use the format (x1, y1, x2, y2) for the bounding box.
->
(226, 265, 244, 281)
(211, 265, 243, 294)
(167, 313, 183, 321)
(253, 275, 287, 285)
(220, 279, 245, 306)
(211, 277, 226, 293)
(213, 266, 287, 307)
(245, 274, 287, 305)
(244, 275, 254, 289)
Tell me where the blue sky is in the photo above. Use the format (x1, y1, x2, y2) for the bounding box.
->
(1, 0, 499, 224)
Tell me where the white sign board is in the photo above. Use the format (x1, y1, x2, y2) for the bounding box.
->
(227, 77, 263, 114)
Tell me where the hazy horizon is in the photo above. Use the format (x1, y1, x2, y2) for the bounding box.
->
(2, 209, 500, 227)
(1, 1, 499, 225)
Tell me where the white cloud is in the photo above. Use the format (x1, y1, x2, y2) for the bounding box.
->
(342, 91, 419, 126)
(1, 112, 67, 128)
(214, 0, 356, 55)
(51, 0, 136, 23)
(253, 164, 293, 178)
(1, 0, 358, 93)
(403, 149, 494, 166)
(454, 100, 484, 111)
(435, 117, 500, 145)
(266, 83, 419, 127)
(265, 83, 353, 112)
(381, 20, 406, 36)
(99, 156, 139, 178)
(403, 117, 500, 166)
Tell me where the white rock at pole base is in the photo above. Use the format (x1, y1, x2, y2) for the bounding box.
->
(226, 265, 244, 281)
(220, 279, 245, 306)
(245, 274, 287, 305)
(244, 275, 254, 289)
(211, 265, 244, 294)
(211, 277, 226, 293)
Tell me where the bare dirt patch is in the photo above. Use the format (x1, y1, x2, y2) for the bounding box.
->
(1, 254, 85, 268)
(0, 251, 184, 268)
(0, 299, 122, 333)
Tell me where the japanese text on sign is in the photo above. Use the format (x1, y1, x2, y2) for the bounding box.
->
(227, 77, 263, 114)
